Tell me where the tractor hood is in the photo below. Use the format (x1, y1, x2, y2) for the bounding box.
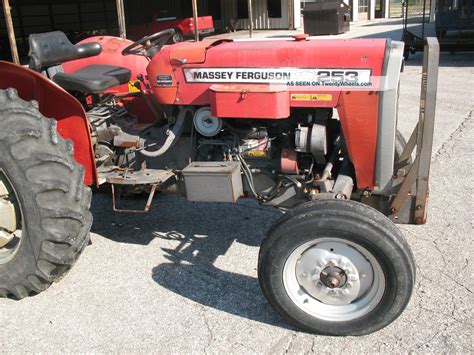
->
(168, 39, 233, 64)
(148, 38, 388, 106)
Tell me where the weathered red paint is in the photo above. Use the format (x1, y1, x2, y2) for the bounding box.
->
(148, 38, 387, 189)
(0, 61, 97, 185)
(338, 91, 380, 189)
(209, 84, 290, 119)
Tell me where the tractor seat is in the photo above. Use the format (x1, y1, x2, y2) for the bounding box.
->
(52, 65, 132, 93)
(28, 31, 132, 93)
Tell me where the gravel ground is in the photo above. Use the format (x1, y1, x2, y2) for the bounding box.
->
(1, 20, 473, 354)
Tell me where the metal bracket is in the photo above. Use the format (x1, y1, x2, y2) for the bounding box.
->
(111, 183, 158, 213)
(389, 37, 439, 224)
(105, 169, 175, 213)
(398, 122, 418, 164)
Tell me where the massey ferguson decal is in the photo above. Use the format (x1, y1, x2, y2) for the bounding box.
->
(183, 68, 372, 86)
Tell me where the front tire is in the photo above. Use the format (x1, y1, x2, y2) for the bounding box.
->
(258, 199, 415, 336)
(0, 88, 92, 299)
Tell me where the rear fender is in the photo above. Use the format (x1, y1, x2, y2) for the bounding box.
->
(0, 61, 97, 186)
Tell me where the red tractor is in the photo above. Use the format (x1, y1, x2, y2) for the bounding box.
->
(0, 29, 439, 336)
(128, 15, 215, 43)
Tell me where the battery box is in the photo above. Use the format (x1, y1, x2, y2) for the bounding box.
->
(182, 161, 243, 203)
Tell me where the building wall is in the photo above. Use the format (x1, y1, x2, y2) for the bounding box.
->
(126, 0, 298, 31)
(293, 0, 302, 28)
(215, 0, 292, 30)
(0, 0, 118, 59)
(302, 0, 391, 21)
(1, 0, 301, 60)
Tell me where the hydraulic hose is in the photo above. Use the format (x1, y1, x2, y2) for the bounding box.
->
(139, 107, 192, 158)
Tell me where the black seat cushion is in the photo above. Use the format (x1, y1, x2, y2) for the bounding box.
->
(29, 31, 102, 72)
(52, 64, 132, 93)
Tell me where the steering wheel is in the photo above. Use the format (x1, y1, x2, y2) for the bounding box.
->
(122, 29, 175, 57)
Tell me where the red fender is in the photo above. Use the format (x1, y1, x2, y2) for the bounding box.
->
(0, 61, 97, 186)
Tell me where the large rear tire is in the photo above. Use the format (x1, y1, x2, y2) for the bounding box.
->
(258, 199, 415, 336)
(0, 88, 92, 299)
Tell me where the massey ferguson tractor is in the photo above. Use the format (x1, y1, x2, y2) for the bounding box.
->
(0, 29, 439, 336)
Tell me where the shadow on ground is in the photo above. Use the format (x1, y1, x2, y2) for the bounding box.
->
(151, 230, 293, 329)
(91, 193, 293, 329)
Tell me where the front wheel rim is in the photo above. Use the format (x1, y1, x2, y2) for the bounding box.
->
(283, 237, 385, 322)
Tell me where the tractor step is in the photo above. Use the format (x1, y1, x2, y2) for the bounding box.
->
(103, 169, 176, 213)
(105, 169, 175, 186)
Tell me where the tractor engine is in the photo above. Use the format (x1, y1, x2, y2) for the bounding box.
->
(93, 100, 344, 207)
(145, 37, 405, 201)
(186, 106, 343, 207)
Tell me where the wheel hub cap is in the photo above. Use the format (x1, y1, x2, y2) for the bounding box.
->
(295, 241, 374, 305)
(320, 266, 347, 289)
(285, 238, 385, 321)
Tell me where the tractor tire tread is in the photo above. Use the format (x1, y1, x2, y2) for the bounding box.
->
(0, 88, 92, 299)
